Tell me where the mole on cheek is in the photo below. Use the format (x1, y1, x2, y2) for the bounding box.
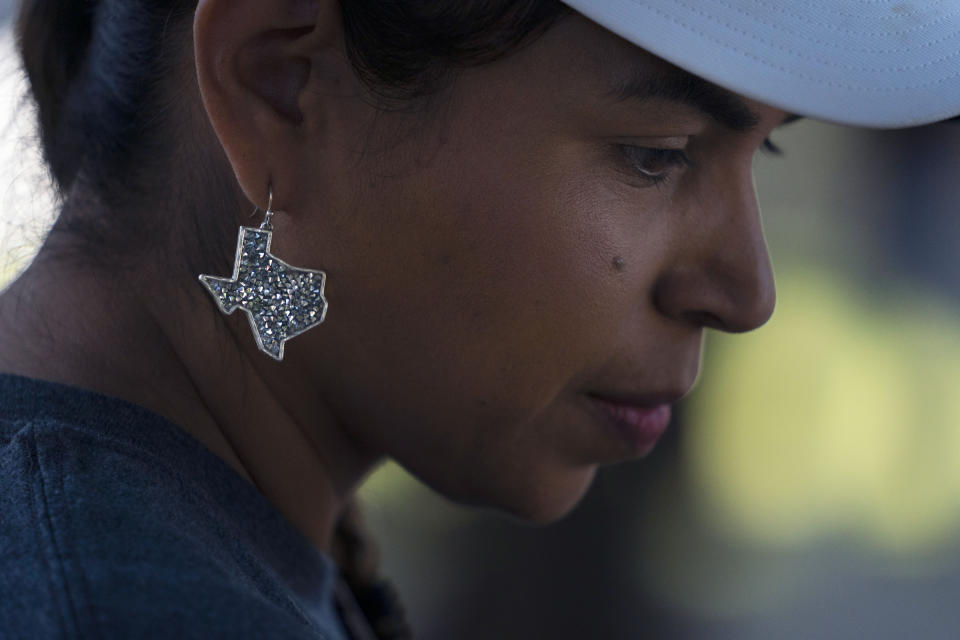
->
(612, 256, 626, 272)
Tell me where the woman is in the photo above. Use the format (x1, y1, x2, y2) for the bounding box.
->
(1, 1, 958, 638)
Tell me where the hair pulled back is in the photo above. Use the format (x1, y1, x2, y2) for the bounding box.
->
(17, 0, 567, 273)
(18, 0, 567, 197)
(15, 1, 567, 637)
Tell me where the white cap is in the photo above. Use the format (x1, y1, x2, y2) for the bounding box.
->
(561, 0, 960, 128)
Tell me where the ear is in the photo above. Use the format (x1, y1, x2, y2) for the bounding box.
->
(193, 0, 342, 212)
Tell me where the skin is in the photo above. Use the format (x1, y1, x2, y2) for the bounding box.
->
(0, 0, 787, 550)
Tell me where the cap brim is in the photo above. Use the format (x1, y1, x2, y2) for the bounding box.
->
(562, 0, 960, 128)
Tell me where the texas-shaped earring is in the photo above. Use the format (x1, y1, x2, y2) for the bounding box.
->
(198, 186, 328, 361)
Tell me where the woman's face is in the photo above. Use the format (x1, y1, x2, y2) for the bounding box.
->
(275, 15, 786, 521)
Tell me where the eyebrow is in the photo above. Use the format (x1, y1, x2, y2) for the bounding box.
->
(609, 68, 764, 132)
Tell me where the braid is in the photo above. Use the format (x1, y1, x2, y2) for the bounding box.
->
(333, 501, 414, 640)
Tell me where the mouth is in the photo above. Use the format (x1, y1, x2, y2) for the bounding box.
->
(585, 390, 683, 456)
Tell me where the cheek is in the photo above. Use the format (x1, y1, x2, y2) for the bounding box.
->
(334, 179, 601, 428)
(402, 157, 627, 397)
(305, 132, 670, 512)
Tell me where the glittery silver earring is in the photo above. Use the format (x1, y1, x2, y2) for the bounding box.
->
(198, 186, 329, 361)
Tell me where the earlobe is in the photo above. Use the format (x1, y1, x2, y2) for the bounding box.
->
(193, 0, 336, 209)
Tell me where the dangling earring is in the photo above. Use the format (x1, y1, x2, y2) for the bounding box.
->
(198, 186, 329, 361)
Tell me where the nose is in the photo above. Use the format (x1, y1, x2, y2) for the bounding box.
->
(652, 169, 776, 334)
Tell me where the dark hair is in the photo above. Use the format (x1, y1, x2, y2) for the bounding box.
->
(16, 1, 568, 637)
(341, 2, 569, 102)
(17, 0, 568, 274)
(17, 0, 570, 197)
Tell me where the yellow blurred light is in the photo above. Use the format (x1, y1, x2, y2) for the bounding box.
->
(686, 269, 960, 555)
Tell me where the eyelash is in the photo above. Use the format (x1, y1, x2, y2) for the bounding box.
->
(761, 137, 784, 156)
(619, 136, 784, 186)
(617, 144, 693, 186)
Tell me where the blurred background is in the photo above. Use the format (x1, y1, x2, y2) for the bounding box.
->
(4, 2, 960, 638)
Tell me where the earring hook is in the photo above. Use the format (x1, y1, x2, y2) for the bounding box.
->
(261, 184, 276, 231)
(246, 182, 276, 230)
(250, 183, 275, 231)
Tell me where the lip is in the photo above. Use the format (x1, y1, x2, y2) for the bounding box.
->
(586, 392, 677, 455)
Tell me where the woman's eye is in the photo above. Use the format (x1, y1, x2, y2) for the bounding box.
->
(618, 144, 693, 185)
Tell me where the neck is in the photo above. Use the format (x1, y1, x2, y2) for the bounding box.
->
(0, 240, 377, 552)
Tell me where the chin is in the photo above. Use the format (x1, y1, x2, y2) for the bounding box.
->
(480, 465, 598, 525)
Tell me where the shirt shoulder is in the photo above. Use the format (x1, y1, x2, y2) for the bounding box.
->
(0, 376, 346, 640)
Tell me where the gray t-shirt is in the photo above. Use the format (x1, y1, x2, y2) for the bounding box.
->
(0, 373, 353, 639)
